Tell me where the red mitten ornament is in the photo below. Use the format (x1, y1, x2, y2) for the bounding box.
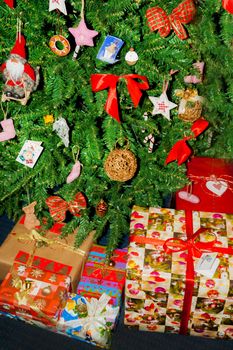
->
(222, 0, 233, 14)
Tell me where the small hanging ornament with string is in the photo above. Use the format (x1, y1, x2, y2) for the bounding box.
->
(66, 147, 83, 184)
(48, 4, 70, 57)
(95, 199, 108, 217)
(22, 201, 40, 230)
(68, 0, 98, 60)
(125, 48, 139, 66)
(149, 77, 177, 121)
(0, 19, 40, 105)
(104, 140, 137, 182)
(0, 103, 16, 142)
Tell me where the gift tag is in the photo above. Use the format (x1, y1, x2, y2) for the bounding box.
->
(195, 252, 219, 278)
(178, 190, 200, 204)
(206, 180, 228, 197)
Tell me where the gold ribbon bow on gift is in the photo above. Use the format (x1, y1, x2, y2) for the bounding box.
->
(12, 276, 33, 305)
(146, 0, 196, 40)
(45, 192, 87, 222)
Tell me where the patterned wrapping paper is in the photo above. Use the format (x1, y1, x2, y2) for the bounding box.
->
(124, 206, 233, 339)
(0, 216, 94, 291)
(0, 263, 70, 326)
(56, 293, 119, 348)
(77, 244, 127, 306)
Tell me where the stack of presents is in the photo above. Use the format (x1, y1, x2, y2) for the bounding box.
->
(1, 156, 233, 347)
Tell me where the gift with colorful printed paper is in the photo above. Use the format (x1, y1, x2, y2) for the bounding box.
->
(0, 217, 94, 291)
(57, 293, 119, 348)
(77, 244, 127, 306)
(0, 263, 70, 325)
(124, 205, 233, 339)
(176, 157, 233, 214)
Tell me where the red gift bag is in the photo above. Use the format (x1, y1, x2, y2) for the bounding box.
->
(176, 157, 233, 214)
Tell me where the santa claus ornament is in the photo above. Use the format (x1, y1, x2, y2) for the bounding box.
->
(0, 28, 39, 105)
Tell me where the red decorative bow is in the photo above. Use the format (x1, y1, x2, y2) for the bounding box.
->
(163, 228, 217, 259)
(146, 0, 196, 40)
(165, 118, 209, 165)
(91, 74, 149, 123)
(222, 0, 233, 14)
(46, 192, 87, 222)
(3, 0, 14, 8)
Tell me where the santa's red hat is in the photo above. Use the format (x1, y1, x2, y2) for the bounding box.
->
(10, 34, 26, 59)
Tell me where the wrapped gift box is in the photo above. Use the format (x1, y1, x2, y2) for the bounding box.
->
(77, 244, 127, 306)
(176, 157, 233, 214)
(124, 205, 233, 339)
(0, 216, 94, 291)
(57, 293, 119, 348)
(0, 263, 70, 325)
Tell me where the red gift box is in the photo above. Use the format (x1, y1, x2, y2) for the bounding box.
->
(176, 157, 233, 214)
(0, 263, 70, 325)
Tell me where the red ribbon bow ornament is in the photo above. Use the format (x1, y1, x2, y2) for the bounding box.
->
(3, 0, 14, 8)
(222, 0, 233, 13)
(146, 0, 196, 40)
(46, 192, 87, 222)
(165, 118, 209, 165)
(91, 74, 149, 123)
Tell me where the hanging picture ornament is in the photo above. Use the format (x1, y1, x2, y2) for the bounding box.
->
(149, 80, 177, 121)
(146, 0, 196, 40)
(0, 20, 40, 105)
(0, 103, 16, 142)
(125, 48, 139, 66)
(66, 147, 83, 184)
(53, 117, 69, 147)
(175, 88, 204, 122)
(69, 0, 98, 60)
(104, 143, 137, 182)
(95, 199, 108, 217)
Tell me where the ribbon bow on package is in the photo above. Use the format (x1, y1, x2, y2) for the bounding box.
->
(165, 118, 209, 165)
(146, 0, 196, 40)
(46, 192, 87, 222)
(3, 0, 14, 8)
(91, 74, 149, 123)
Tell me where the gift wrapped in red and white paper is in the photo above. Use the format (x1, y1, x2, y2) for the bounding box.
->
(124, 205, 233, 339)
(176, 157, 233, 214)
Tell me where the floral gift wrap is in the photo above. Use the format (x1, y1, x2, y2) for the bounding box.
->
(77, 245, 127, 306)
(124, 206, 233, 339)
(0, 263, 70, 326)
(57, 293, 119, 348)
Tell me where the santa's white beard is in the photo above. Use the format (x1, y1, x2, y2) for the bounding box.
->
(6, 59, 24, 81)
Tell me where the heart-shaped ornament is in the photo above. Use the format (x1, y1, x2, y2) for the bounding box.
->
(206, 180, 228, 197)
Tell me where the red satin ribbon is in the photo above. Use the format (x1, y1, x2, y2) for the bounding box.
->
(165, 117, 209, 165)
(222, 0, 233, 14)
(45, 192, 87, 222)
(146, 0, 196, 40)
(3, 0, 14, 8)
(91, 74, 149, 123)
(130, 209, 233, 335)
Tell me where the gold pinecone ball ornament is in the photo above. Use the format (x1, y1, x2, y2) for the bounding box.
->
(104, 149, 137, 182)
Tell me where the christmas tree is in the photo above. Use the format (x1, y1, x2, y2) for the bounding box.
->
(0, 0, 232, 256)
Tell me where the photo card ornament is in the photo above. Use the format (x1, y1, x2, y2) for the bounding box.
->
(16, 140, 44, 168)
(97, 35, 124, 64)
(0, 20, 40, 105)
